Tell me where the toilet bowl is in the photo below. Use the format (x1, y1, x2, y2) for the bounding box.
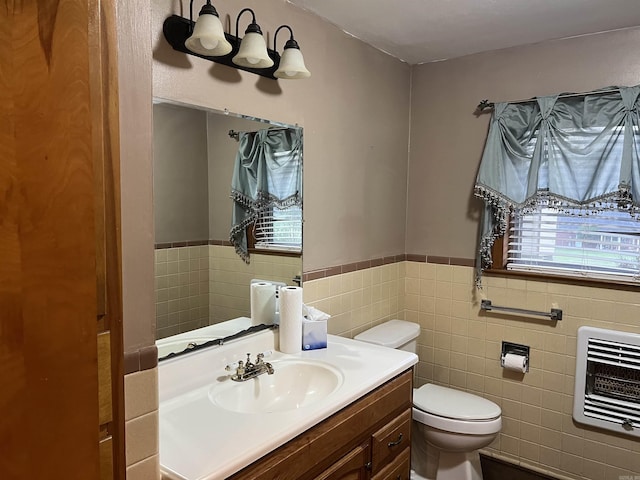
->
(412, 383, 501, 480)
(354, 320, 502, 480)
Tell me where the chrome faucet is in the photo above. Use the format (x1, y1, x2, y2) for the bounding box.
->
(226, 352, 274, 382)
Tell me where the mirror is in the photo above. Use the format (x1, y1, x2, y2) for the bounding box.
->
(152, 99, 303, 349)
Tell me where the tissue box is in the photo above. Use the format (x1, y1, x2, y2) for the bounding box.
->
(302, 318, 327, 350)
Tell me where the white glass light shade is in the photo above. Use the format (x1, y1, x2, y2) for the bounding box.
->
(274, 47, 310, 79)
(232, 32, 274, 69)
(185, 13, 232, 56)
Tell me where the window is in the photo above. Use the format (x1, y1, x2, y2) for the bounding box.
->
(505, 205, 640, 283)
(474, 87, 640, 285)
(230, 127, 303, 263)
(250, 204, 302, 254)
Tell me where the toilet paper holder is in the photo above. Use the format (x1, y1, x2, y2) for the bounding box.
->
(501, 341, 530, 372)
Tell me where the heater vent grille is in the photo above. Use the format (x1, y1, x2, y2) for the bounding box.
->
(574, 327, 640, 438)
(584, 394, 640, 428)
(587, 338, 640, 370)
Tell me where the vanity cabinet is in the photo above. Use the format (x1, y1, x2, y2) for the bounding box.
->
(228, 369, 413, 480)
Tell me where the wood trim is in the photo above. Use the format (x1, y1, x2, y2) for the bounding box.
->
(98, 332, 113, 426)
(371, 447, 410, 480)
(89, 0, 124, 477)
(247, 247, 303, 258)
(312, 442, 370, 480)
(0, 1, 100, 477)
(489, 231, 509, 270)
(91, 0, 126, 480)
(100, 437, 114, 480)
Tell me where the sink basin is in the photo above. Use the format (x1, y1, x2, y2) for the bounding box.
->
(209, 360, 343, 414)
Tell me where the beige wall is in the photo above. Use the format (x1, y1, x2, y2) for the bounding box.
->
(153, 103, 209, 244)
(209, 246, 302, 324)
(407, 27, 640, 259)
(153, 0, 412, 275)
(122, 0, 410, 350)
(310, 264, 640, 480)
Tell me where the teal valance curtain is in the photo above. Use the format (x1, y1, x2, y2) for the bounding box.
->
(474, 85, 640, 272)
(230, 127, 302, 263)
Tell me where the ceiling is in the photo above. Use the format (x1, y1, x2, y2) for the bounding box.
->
(287, 0, 640, 64)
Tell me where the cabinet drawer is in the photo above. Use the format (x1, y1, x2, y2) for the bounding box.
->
(313, 442, 370, 480)
(371, 447, 410, 480)
(371, 408, 411, 472)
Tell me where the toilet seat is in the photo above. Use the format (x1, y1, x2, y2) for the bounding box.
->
(412, 384, 502, 435)
(413, 407, 502, 435)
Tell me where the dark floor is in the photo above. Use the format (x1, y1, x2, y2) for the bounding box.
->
(480, 455, 557, 480)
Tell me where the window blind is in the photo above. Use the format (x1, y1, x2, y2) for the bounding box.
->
(508, 207, 640, 282)
(253, 205, 302, 252)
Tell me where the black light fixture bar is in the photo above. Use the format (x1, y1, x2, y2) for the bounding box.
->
(163, 14, 280, 80)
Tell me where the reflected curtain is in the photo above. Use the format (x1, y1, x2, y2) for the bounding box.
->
(230, 128, 302, 263)
(474, 85, 640, 273)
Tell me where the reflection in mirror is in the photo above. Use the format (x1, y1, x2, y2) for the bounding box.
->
(152, 99, 303, 349)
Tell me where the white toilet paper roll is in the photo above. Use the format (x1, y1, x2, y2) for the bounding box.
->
(250, 282, 276, 326)
(279, 286, 303, 354)
(503, 353, 527, 373)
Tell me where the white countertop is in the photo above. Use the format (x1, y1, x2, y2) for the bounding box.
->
(158, 322, 418, 480)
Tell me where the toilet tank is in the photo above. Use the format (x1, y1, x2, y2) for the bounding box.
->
(354, 320, 420, 353)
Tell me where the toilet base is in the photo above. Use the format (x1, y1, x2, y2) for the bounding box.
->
(434, 451, 483, 480)
(410, 451, 484, 480)
(410, 468, 429, 480)
(411, 420, 489, 480)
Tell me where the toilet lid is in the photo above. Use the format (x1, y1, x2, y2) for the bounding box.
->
(413, 384, 501, 421)
(353, 320, 420, 349)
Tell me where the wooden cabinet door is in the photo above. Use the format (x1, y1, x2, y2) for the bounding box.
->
(371, 448, 410, 480)
(313, 442, 371, 480)
(371, 409, 412, 472)
(0, 1, 122, 479)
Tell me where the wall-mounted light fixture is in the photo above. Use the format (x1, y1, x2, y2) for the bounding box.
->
(163, 1, 311, 80)
(273, 25, 310, 79)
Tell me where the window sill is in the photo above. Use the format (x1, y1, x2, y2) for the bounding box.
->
(484, 267, 640, 291)
(247, 248, 301, 258)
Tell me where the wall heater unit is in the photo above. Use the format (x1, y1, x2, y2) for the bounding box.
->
(574, 326, 640, 437)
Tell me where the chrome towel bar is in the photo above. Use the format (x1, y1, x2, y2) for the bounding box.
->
(480, 299, 562, 321)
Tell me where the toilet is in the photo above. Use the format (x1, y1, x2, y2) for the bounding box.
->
(354, 320, 502, 480)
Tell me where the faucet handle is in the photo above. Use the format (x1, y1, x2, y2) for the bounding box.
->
(256, 350, 273, 363)
(225, 360, 244, 374)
